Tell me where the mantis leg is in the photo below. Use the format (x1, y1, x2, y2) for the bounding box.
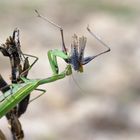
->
(23, 54, 38, 70)
(16, 54, 39, 116)
(29, 88, 46, 103)
(12, 28, 38, 77)
(47, 49, 69, 75)
(17, 88, 45, 117)
(19, 54, 38, 82)
(39, 64, 72, 86)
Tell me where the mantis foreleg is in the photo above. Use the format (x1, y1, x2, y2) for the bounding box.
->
(29, 88, 46, 103)
(47, 49, 69, 75)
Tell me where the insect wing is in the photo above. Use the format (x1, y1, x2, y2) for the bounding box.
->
(79, 36, 87, 62)
(70, 34, 80, 71)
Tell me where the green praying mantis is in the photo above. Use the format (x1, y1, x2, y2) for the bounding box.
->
(0, 10, 110, 120)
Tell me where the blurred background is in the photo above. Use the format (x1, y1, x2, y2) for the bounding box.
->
(0, 0, 140, 140)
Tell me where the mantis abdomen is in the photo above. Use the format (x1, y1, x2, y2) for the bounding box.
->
(0, 80, 38, 118)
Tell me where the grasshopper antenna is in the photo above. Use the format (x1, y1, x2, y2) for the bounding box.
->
(35, 10, 67, 54)
(87, 25, 110, 58)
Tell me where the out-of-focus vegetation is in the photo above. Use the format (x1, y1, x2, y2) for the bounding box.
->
(0, 0, 140, 140)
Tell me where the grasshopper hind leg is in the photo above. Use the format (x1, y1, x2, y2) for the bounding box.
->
(81, 26, 110, 65)
(35, 10, 68, 55)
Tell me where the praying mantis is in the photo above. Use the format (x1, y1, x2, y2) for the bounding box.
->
(0, 10, 110, 127)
